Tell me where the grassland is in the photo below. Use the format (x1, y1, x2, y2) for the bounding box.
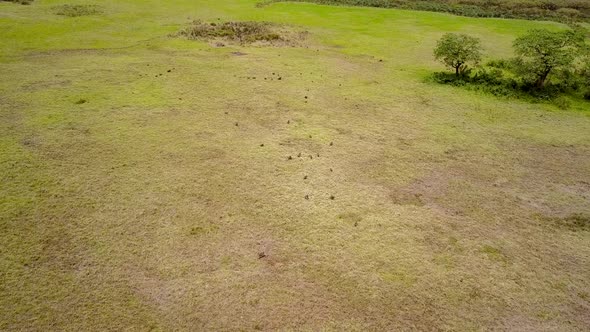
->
(1, 0, 589, 330)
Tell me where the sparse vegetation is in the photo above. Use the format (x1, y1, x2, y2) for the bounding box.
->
(52, 4, 103, 17)
(554, 213, 590, 231)
(176, 20, 305, 46)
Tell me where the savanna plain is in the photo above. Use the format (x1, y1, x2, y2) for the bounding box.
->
(1, 0, 589, 331)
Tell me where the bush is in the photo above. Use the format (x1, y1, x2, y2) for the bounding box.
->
(431, 64, 573, 101)
(553, 97, 571, 109)
(486, 59, 513, 70)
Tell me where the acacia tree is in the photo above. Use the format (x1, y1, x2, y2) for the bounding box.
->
(513, 29, 584, 89)
(434, 33, 482, 76)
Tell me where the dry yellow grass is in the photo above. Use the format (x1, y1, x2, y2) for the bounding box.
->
(1, 0, 589, 330)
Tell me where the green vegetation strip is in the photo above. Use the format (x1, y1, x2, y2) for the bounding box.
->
(259, 0, 590, 22)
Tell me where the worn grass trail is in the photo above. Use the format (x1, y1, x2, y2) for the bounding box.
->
(1, 0, 589, 330)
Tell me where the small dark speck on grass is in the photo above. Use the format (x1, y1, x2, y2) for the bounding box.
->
(304, 96, 308, 99)
(167, 69, 172, 72)
(354, 221, 358, 227)
(75, 99, 87, 105)
(317, 153, 320, 157)
(278, 77, 282, 80)
(287, 120, 290, 124)
(330, 142, 333, 146)
(330, 168, 333, 172)
(258, 252, 266, 259)
(235, 122, 239, 127)
(330, 195, 335, 200)
(309, 155, 313, 159)
(305, 195, 309, 200)
(297, 153, 302, 157)
(288, 156, 293, 160)
(304, 175, 308, 180)
(260, 144, 264, 147)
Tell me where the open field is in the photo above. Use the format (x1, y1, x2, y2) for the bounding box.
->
(1, 0, 589, 330)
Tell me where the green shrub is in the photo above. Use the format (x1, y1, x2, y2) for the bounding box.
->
(553, 97, 571, 109)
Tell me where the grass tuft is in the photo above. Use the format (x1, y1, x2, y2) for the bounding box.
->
(52, 4, 103, 17)
(554, 213, 590, 231)
(176, 20, 307, 46)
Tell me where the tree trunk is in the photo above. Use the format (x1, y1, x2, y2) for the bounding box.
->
(536, 69, 551, 89)
(455, 66, 460, 76)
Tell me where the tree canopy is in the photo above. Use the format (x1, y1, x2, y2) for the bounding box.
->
(434, 33, 482, 76)
(513, 28, 584, 88)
